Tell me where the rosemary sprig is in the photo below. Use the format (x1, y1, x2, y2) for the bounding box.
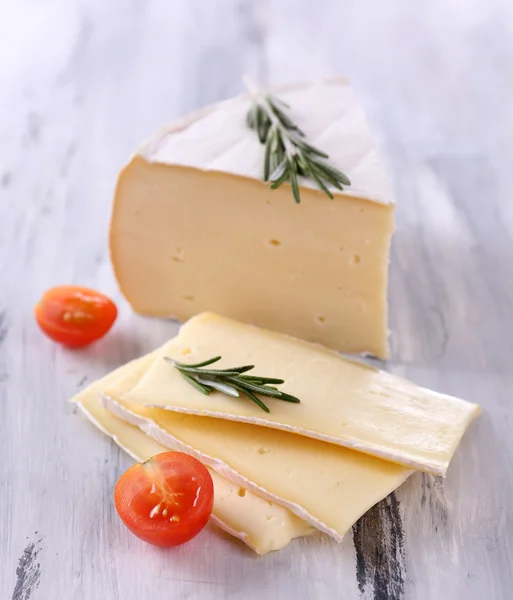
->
(244, 78, 351, 204)
(164, 355, 300, 414)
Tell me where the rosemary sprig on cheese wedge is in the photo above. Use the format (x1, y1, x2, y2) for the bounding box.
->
(245, 78, 351, 203)
(165, 355, 301, 413)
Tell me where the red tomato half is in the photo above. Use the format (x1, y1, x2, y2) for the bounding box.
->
(114, 452, 214, 548)
(34, 285, 117, 347)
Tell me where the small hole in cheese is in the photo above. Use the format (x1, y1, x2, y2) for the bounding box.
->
(351, 254, 361, 265)
(316, 316, 326, 324)
(257, 447, 270, 455)
(181, 348, 191, 355)
(269, 239, 281, 247)
(338, 247, 345, 253)
(171, 247, 184, 262)
(182, 295, 194, 301)
(238, 488, 247, 498)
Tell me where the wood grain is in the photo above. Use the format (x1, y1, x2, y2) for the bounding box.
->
(1, 0, 512, 598)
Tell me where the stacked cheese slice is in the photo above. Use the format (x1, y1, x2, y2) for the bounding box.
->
(72, 313, 480, 554)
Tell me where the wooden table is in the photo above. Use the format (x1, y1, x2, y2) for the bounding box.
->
(1, 1, 512, 598)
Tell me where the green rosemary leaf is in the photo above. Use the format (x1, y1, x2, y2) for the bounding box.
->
(296, 153, 311, 177)
(287, 156, 301, 204)
(255, 105, 265, 143)
(228, 378, 283, 398)
(169, 356, 222, 369)
(269, 172, 290, 190)
(241, 376, 285, 384)
(269, 102, 299, 132)
(270, 126, 280, 153)
(235, 385, 271, 413)
(306, 156, 343, 190)
(260, 116, 272, 144)
(276, 141, 285, 171)
(269, 159, 287, 183)
(246, 104, 257, 129)
(264, 133, 273, 181)
(315, 160, 351, 186)
(269, 153, 278, 179)
(179, 372, 212, 395)
(196, 377, 240, 397)
(175, 365, 245, 377)
(216, 365, 254, 374)
(289, 133, 330, 159)
(309, 166, 335, 198)
(270, 168, 290, 190)
(275, 391, 301, 404)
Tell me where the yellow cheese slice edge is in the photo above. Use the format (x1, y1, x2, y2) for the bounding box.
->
(71, 361, 313, 555)
(123, 312, 481, 475)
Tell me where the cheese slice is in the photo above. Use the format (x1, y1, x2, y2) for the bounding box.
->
(110, 79, 395, 358)
(102, 356, 412, 540)
(122, 312, 481, 475)
(72, 359, 312, 554)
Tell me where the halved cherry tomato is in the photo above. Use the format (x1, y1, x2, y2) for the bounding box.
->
(114, 452, 214, 548)
(34, 285, 117, 347)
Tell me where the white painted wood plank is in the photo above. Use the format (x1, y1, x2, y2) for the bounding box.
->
(1, 0, 512, 599)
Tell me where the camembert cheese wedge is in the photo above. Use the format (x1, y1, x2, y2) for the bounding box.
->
(72, 358, 312, 554)
(111, 79, 395, 358)
(122, 313, 481, 475)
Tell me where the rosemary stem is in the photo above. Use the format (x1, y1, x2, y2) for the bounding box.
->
(243, 76, 296, 156)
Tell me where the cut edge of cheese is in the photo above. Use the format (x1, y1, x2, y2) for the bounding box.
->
(72, 360, 313, 555)
(123, 312, 481, 476)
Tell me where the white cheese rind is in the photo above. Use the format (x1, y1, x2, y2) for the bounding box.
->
(72, 359, 312, 554)
(123, 313, 481, 475)
(137, 79, 395, 206)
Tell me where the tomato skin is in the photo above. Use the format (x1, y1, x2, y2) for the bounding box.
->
(34, 285, 117, 348)
(114, 452, 214, 548)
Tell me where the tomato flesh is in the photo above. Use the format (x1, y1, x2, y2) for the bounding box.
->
(114, 452, 214, 548)
(35, 285, 117, 347)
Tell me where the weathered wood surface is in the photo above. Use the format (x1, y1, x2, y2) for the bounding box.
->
(1, 1, 512, 598)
